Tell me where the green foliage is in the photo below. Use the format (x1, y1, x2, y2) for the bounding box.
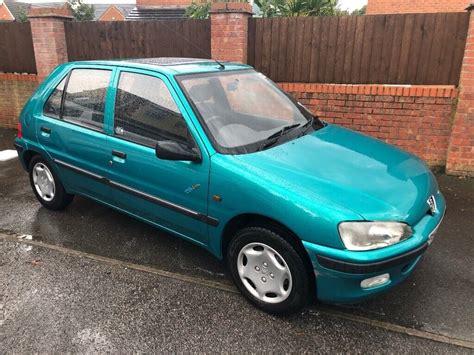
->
(255, 0, 283, 17)
(184, 0, 365, 19)
(186, 0, 249, 19)
(16, 6, 29, 22)
(186, 0, 211, 19)
(254, 0, 365, 17)
(351, 5, 366, 16)
(67, 0, 95, 22)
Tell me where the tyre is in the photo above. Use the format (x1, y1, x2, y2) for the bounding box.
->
(227, 226, 310, 314)
(29, 155, 74, 210)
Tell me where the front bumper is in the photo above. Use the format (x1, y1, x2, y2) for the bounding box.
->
(303, 191, 446, 304)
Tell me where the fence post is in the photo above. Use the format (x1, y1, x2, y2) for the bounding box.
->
(28, 7, 73, 82)
(446, 4, 474, 176)
(210, 2, 252, 63)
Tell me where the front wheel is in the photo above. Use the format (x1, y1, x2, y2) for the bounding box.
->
(227, 226, 310, 314)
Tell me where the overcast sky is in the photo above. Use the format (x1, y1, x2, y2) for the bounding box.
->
(338, 0, 368, 11)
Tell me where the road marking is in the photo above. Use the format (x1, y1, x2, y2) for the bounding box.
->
(1, 232, 473, 350)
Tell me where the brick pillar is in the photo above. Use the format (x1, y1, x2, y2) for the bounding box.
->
(210, 2, 252, 63)
(446, 4, 474, 176)
(28, 7, 73, 82)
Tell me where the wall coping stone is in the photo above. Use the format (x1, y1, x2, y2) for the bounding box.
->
(0, 73, 38, 82)
(278, 83, 457, 98)
(27, 7, 73, 19)
(210, 2, 253, 14)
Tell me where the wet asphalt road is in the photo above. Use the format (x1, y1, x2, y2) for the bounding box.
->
(1, 128, 473, 352)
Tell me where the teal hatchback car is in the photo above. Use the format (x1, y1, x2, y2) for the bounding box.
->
(15, 58, 445, 314)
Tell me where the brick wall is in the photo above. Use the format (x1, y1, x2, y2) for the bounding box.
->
(210, 3, 252, 63)
(280, 83, 457, 168)
(0, 74, 38, 129)
(28, 8, 72, 81)
(367, 0, 469, 14)
(446, 6, 474, 176)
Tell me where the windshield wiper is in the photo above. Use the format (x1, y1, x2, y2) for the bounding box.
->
(298, 117, 314, 137)
(265, 123, 301, 140)
(258, 123, 301, 151)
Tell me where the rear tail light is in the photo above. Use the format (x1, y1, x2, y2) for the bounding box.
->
(17, 122, 23, 139)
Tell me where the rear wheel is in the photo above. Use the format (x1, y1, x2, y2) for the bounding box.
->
(29, 155, 74, 210)
(227, 226, 310, 314)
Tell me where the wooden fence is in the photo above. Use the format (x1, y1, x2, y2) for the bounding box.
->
(247, 12, 470, 85)
(0, 22, 36, 74)
(65, 20, 211, 61)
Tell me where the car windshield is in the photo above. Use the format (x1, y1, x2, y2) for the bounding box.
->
(178, 69, 323, 154)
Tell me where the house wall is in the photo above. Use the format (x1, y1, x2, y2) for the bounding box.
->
(98, 6, 126, 21)
(367, 0, 469, 14)
(0, 74, 38, 129)
(0, 3, 14, 21)
(280, 83, 457, 168)
(446, 5, 474, 176)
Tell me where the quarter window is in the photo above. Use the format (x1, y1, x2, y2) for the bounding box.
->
(114, 72, 189, 147)
(43, 77, 66, 118)
(62, 69, 111, 130)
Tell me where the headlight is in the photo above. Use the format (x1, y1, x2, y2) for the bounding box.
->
(338, 222, 412, 251)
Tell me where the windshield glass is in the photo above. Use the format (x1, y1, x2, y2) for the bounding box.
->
(178, 69, 322, 154)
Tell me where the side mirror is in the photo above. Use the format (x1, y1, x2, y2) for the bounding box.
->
(155, 140, 202, 163)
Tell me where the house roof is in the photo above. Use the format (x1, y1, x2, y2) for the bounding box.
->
(126, 6, 187, 20)
(93, 4, 135, 20)
(3, 0, 31, 20)
(3, 1, 135, 21)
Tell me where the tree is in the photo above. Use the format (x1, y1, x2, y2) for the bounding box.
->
(304, 0, 339, 16)
(16, 6, 29, 22)
(255, 0, 283, 17)
(67, 0, 95, 22)
(351, 5, 366, 16)
(186, 0, 211, 19)
(254, 0, 345, 17)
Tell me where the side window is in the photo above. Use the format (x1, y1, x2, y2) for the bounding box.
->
(63, 69, 111, 130)
(114, 72, 190, 147)
(43, 77, 66, 118)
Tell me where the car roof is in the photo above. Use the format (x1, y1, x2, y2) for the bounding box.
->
(67, 57, 251, 76)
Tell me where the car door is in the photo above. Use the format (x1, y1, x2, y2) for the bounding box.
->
(106, 69, 211, 246)
(36, 66, 113, 202)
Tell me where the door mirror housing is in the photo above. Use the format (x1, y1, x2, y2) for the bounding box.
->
(155, 140, 202, 162)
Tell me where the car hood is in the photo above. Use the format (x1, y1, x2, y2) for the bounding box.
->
(234, 124, 437, 224)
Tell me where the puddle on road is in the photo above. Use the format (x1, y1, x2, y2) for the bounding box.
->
(18, 234, 33, 240)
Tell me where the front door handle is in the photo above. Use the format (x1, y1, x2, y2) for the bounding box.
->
(112, 150, 127, 159)
(40, 126, 51, 134)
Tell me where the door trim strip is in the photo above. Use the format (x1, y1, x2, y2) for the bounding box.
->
(54, 159, 219, 226)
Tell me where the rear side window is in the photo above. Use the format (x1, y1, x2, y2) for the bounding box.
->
(43, 77, 66, 118)
(114, 72, 189, 147)
(62, 69, 111, 130)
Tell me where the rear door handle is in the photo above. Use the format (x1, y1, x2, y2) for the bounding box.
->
(40, 126, 51, 134)
(112, 150, 127, 159)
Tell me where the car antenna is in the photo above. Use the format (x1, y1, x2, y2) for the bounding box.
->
(214, 59, 225, 70)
